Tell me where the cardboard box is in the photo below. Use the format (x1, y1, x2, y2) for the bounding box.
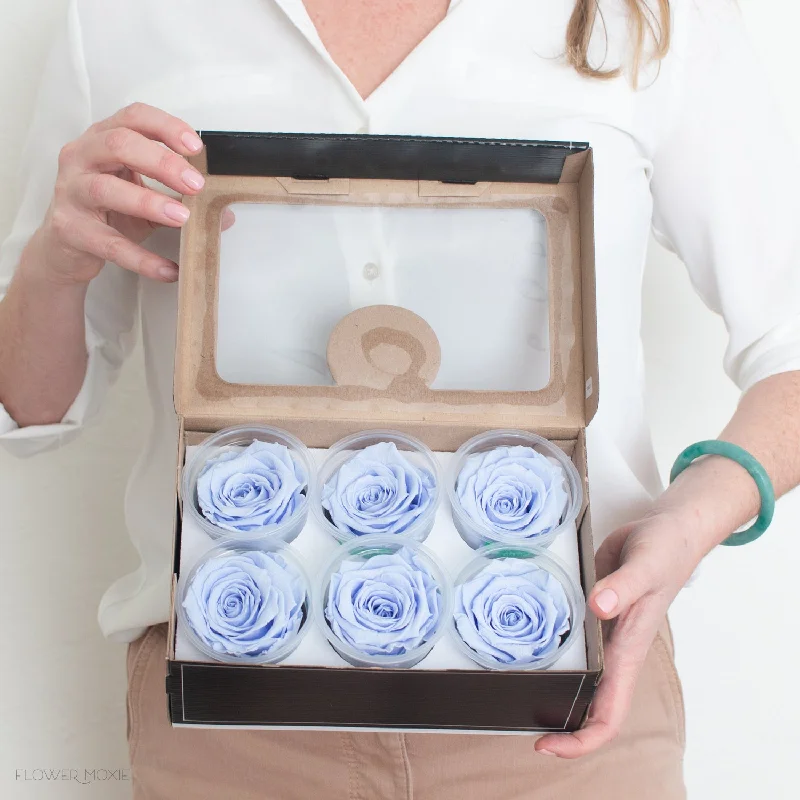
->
(166, 132, 603, 732)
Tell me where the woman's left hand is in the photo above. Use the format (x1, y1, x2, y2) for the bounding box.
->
(537, 373, 798, 758)
(535, 509, 699, 758)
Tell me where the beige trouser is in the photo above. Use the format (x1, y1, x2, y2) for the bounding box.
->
(127, 623, 686, 799)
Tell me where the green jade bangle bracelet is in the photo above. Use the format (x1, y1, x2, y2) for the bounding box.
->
(669, 440, 775, 546)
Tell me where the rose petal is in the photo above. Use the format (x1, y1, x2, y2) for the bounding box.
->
(196, 441, 307, 532)
(321, 442, 435, 536)
(456, 446, 569, 539)
(325, 548, 442, 657)
(454, 559, 571, 666)
(183, 551, 306, 657)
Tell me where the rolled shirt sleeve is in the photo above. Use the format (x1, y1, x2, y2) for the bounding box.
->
(651, 0, 800, 392)
(0, 0, 139, 456)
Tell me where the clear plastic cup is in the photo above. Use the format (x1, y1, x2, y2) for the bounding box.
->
(312, 430, 441, 544)
(182, 424, 313, 544)
(450, 543, 585, 671)
(315, 534, 452, 668)
(447, 429, 582, 549)
(177, 541, 312, 665)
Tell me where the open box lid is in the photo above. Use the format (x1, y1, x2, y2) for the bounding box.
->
(175, 133, 598, 448)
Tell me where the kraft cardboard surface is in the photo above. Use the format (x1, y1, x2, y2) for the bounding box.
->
(174, 139, 597, 442)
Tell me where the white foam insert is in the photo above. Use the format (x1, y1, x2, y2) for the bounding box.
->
(175, 446, 588, 671)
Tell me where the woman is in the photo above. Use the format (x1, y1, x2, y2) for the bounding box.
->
(1, 0, 798, 797)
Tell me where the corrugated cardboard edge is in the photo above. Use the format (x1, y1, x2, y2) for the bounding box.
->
(578, 151, 599, 423)
(573, 429, 602, 674)
(166, 416, 185, 661)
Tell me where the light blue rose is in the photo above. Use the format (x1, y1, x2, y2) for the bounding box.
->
(321, 442, 436, 536)
(455, 446, 568, 539)
(197, 440, 307, 532)
(182, 550, 307, 657)
(325, 548, 442, 657)
(454, 559, 571, 666)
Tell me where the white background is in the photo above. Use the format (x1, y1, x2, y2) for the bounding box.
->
(0, 2, 797, 798)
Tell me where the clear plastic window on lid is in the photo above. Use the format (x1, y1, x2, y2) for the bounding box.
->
(216, 203, 551, 392)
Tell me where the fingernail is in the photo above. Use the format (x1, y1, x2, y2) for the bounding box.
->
(537, 749, 556, 757)
(164, 202, 190, 223)
(181, 168, 204, 190)
(181, 131, 203, 152)
(595, 588, 619, 614)
(159, 265, 179, 282)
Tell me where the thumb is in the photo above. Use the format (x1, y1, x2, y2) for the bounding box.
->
(221, 207, 236, 231)
(589, 558, 659, 621)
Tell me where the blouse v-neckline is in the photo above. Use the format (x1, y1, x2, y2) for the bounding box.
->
(271, 0, 465, 111)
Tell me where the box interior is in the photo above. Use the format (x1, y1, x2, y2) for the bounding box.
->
(170, 432, 599, 671)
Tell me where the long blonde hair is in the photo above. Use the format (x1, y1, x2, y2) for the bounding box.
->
(566, 0, 671, 83)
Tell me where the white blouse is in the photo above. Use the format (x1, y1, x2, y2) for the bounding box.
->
(1, 0, 798, 643)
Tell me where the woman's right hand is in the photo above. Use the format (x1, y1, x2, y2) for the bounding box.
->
(33, 102, 209, 285)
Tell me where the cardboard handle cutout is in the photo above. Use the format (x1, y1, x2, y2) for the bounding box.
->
(327, 306, 441, 397)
